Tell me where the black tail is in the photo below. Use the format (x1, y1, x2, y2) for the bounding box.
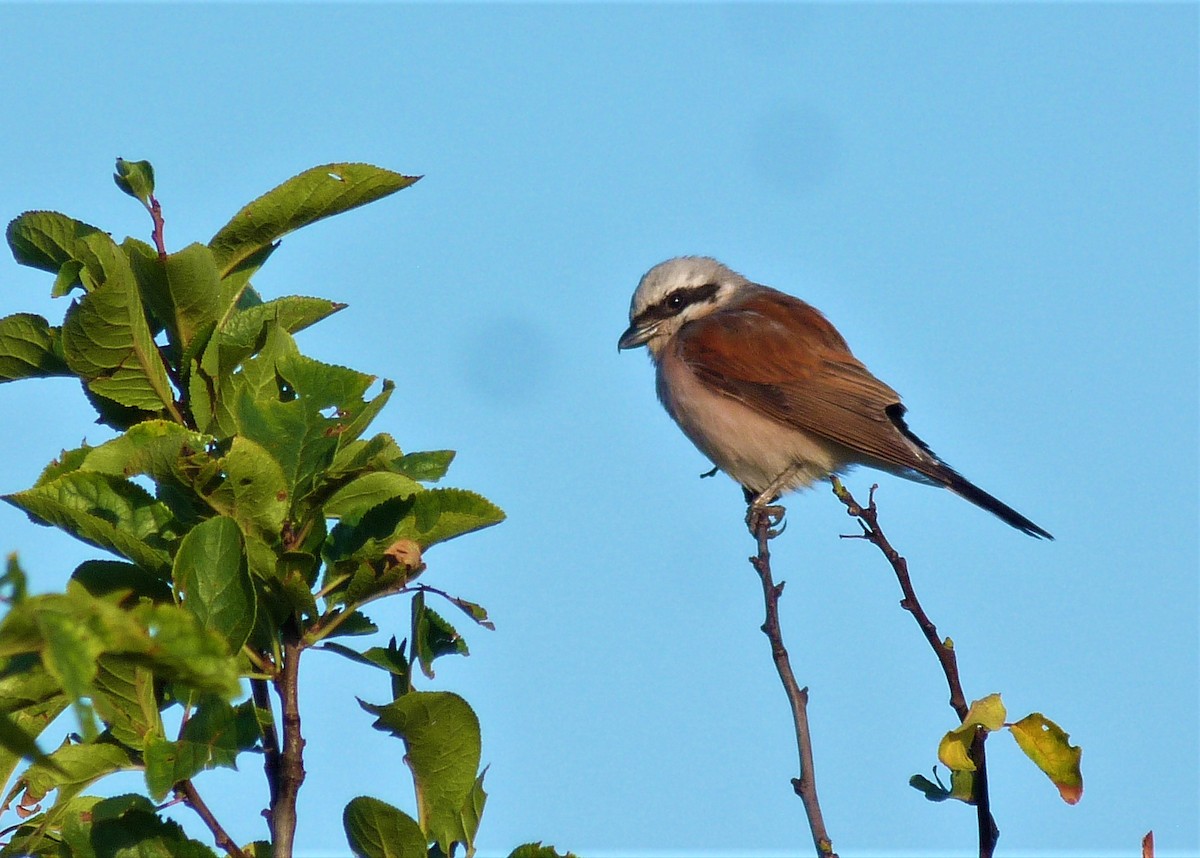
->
(885, 404, 1054, 540)
(937, 466, 1054, 540)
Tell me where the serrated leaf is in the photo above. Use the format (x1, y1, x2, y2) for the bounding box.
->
(343, 795, 427, 858)
(4, 471, 175, 574)
(0, 314, 70, 382)
(143, 699, 259, 802)
(938, 693, 1007, 773)
(0, 664, 66, 789)
(16, 740, 135, 808)
(325, 471, 422, 520)
(60, 246, 177, 413)
(507, 844, 578, 858)
(392, 489, 505, 549)
(173, 515, 256, 652)
(0, 586, 241, 701)
(362, 691, 481, 854)
(321, 610, 378, 640)
(412, 593, 467, 679)
(395, 450, 455, 483)
(127, 241, 222, 350)
(1010, 713, 1083, 804)
(209, 164, 419, 277)
(88, 793, 218, 858)
(6, 211, 112, 295)
(113, 158, 155, 204)
(81, 420, 210, 483)
(203, 436, 289, 541)
(91, 656, 159, 750)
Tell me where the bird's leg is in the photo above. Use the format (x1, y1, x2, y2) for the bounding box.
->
(745, 463, 802, 537)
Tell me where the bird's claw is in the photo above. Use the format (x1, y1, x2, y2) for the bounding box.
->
(746, 502, 787, 538)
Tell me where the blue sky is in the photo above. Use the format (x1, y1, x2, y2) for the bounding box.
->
(1, 4, 1196, 857)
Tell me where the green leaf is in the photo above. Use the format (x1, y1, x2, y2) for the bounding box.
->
(114, 158, 156, 204)
(320, 639, 410, 698)
(5, 471, 175, 574)
(411, 592, 467, 679)
(1, 553, 28, 603)
(0, 586, 241, 701)
(91, 656, 160, 750)
(6, 211, 115, 296)
(908, 766, 973, 804)
(0, 314, 70, 382)
(173, 515, 257, 652)
(362, 691, 481, 853)
(507, 844, 578, 858)
(81, 420, 210, 484)
(60, 245, 177, 414)
(143, 698, 258, 802)
(395, 451, 455, 483)
(0, 663, 67, 789)
(1010, 713, 1083, 805)
(325, 471, 422, 520)
(87, 793, 218, 858)
(320, 609, 378, 640)
(14, 739, 136, 809)
(0, 712, 53, 769)
(343, 795, 428, 858)
(209, 164, 419, 277)
(204, 436, 289, 542)
(391, 489, 505, 550)
(938, 693, 1007, 773)
(71, 559, 174, 604)
(128, 241, 222, 350)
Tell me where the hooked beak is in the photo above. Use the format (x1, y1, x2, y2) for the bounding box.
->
(618, 321, 656, 351)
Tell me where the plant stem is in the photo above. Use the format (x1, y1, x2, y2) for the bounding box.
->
(271, 636, 306, 858)
(830, 478, 998, 858)
(149, 194, 167, 260)
(177, 779, 248, 858)
(252, 677, 281, 831)
(747, 507, 838, 858)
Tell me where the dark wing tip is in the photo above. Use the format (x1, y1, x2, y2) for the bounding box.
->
(884, 404, 1053, 539)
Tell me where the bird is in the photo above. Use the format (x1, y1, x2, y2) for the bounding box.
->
(618, 256, 1052, 539)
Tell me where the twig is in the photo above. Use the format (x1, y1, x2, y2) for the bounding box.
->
(149, 195, 167, 260)
(271, 636, 306, 858)
(747, 507, 838, 858)
(176, 779, 248, 858)
(830, 478, 999, 857)
(251, 677, 281, 831)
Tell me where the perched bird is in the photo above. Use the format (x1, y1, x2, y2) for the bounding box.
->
(618, 256, 1052, 539)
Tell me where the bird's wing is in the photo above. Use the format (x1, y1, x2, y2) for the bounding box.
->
(674, 285, 935, 475)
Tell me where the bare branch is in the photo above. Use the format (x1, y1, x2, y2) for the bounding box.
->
(747, 505, 838, 858)
(270, 636, 306, 858)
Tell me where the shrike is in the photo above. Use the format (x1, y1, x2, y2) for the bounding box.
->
(618, 256, 1052, 539)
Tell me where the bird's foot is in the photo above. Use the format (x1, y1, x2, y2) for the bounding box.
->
(746, 501, 787, 538)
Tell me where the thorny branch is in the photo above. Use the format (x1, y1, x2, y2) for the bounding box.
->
(830, 478, 999, 858)
(746, 505, 838, 858)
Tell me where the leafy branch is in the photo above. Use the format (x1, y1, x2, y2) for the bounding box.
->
(0, 160, 574, 858)
(831, 479, 1082, 857)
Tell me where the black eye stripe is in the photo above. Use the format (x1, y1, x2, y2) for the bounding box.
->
(636, 282, 721, 324)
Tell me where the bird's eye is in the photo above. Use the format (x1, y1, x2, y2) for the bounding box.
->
(666, 293, 685, 310)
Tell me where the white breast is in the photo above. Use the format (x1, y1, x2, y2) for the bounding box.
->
(655, 348, 848, 495)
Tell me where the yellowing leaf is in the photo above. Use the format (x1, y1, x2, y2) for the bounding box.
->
(937, 693, 1006, 773)
(1010, 713, 1083, 804)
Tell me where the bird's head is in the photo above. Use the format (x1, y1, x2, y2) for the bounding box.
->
(618, 256, 747, 357)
